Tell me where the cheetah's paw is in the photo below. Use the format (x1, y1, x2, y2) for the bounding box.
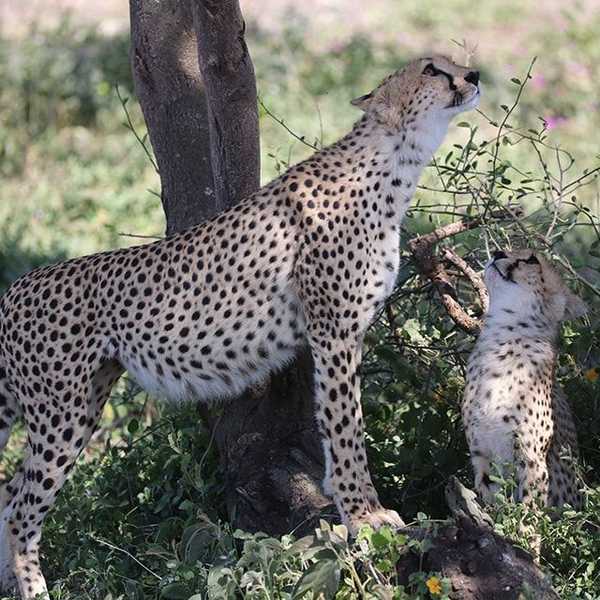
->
(349, 507, 405, 535)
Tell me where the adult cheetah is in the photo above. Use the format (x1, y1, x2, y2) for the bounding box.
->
(0, 56, 479, 597)
(462, 249, 586, 510)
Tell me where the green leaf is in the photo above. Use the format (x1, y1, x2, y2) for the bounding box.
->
(183, 526, 214, 562)
(289, 535, 317, 556)
(292, 558, 341, 599)
(332, 523, 349, 542)
(160, 583, 190, 599)
(207, 567, 238, 599)
(376, 558, 394, 573)
(233, 529, 257, 540)
(371, 527, 395, 549)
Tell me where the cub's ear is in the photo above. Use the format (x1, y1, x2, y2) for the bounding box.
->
(563, 289, 588, 321)
(350, 92, 373, 111)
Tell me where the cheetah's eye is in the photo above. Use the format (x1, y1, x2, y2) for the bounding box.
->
(422, 63, 438, 76)
(525, 255, 540, 265)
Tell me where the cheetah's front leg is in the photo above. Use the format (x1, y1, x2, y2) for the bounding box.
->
(309, 335, 404, 534)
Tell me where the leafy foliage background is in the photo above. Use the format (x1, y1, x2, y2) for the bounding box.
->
(0, 3, 599, 599)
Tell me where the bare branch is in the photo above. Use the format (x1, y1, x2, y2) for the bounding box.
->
(443, 248, 489, 313)
(421, 254, 481, 334)
(407, 207, 522, 255)
(406, 211, 520, 333)
(258, 97, 320, 151)
(408, 226, 481, 334)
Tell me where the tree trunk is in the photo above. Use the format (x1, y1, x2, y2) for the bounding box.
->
(129, 0, 214, 235)
(190, 0, 261, 210)
(129, 0, 331, 537)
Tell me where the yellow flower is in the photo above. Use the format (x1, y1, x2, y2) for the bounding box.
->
(585, 368, 599, 383)
(426, 575, 442, 596)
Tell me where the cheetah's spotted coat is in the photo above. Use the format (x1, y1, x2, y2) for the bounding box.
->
(462, 250, 586, 509)
(0, 56, 479, 597)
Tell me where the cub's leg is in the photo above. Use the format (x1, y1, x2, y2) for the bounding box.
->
(514, 434, 554, 559)
(309, 334, 403, 533)
(514, 434, 551, 507)
(6, 359, 122, 599)
(547, 443, 581, 509)
(467, 428, 515, 504)
(470, 452, 496, 504)
(547, 388, 582, 509)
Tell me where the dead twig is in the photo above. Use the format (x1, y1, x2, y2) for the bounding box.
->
(443, 248, 489, 314)
(258, 97, 320, 151)
(422, 258, 481, 334)
(117, 232, 164, 241)
(408, 220, 482, 334)
(407, 210, 518, 334)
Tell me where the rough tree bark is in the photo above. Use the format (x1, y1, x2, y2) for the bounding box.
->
(129, 0, 331, 536)
(129, 0, 214, 234)
(191, 0, 261, 210)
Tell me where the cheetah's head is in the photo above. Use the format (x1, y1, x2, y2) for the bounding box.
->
(485, 249, 587, 324)
(351, 55, 480, 134)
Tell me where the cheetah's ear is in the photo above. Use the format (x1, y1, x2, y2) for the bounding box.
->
(350, 92, 373, 111)
(562, 289, 588, 321)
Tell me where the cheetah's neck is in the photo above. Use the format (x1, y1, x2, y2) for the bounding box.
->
(328, 115, 447, 224)
(474, 314, 559, 372)
(481, 307, 560, 344)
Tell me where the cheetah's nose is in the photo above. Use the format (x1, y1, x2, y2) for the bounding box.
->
(493, 250, 507, 261)
(465, 71, 480, 86)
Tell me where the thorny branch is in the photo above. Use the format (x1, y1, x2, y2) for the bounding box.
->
(407, 210, 518, 334)
(258, 97, 320, 151)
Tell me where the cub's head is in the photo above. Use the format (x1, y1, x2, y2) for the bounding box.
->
(351, 56, 480, 133)
(485, 249, 587, 325)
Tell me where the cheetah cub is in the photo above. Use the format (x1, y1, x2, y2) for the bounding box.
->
(462, 249, 586, 510)
(0, 56, 479, 598)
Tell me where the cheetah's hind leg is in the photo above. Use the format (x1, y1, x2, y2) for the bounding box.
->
(6, 359, 123, 599)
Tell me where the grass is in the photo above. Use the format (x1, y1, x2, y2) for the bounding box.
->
(0, 2, 600, 598)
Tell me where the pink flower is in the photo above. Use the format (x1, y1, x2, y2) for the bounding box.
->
(568, 61, 587, 77)
(544, 115, 568, 130)
(328, 40, 347, 54)
(531, 74, 546, 90)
